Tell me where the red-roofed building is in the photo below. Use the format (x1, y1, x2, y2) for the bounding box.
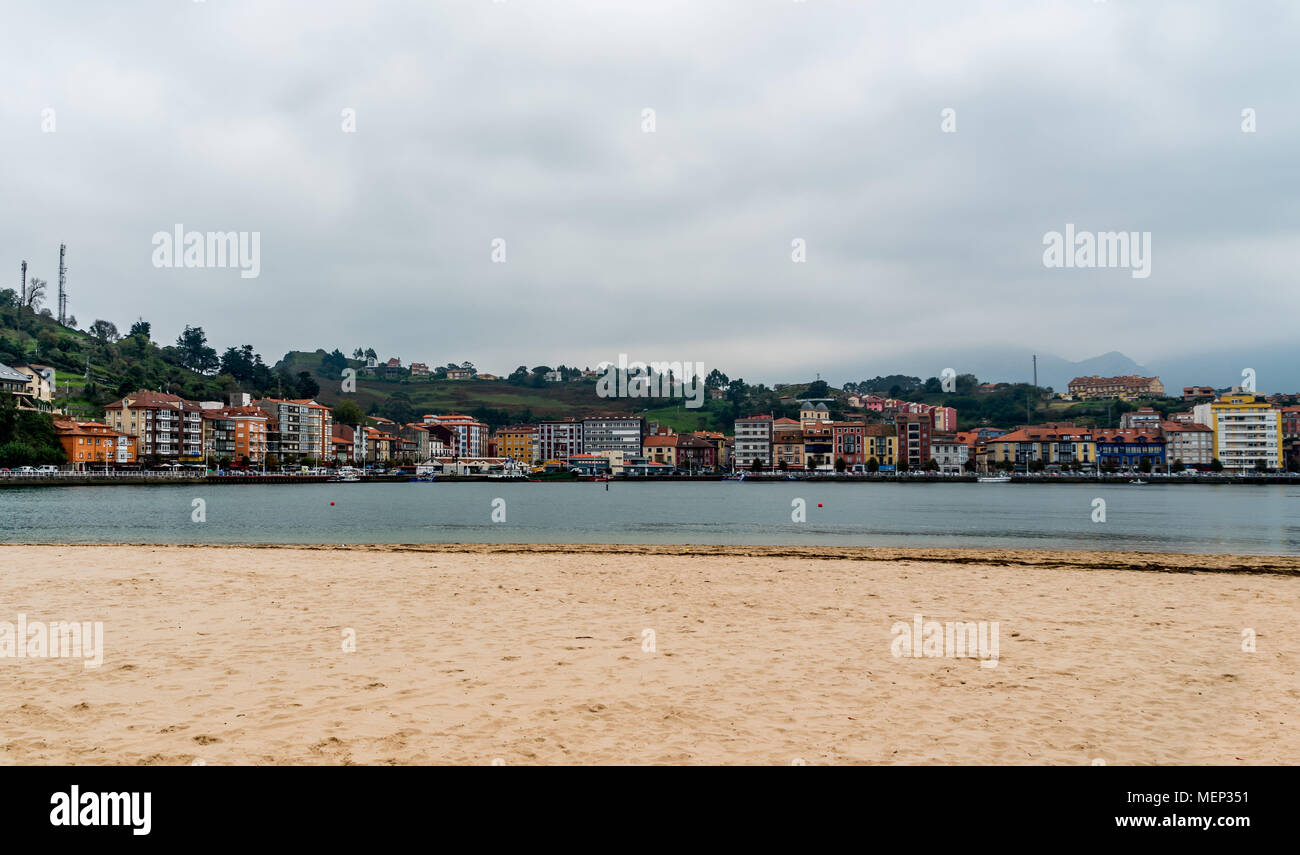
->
(103, 390, 204, 463)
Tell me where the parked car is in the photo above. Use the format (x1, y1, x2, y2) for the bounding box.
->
(15, 466, 36, 473)
(36, 465, 60, 474)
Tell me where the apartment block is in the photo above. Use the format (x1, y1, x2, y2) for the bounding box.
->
(733, 415, 773, 469)
(254, 398, 333, 461)
(103, 390, 204, 463)
(895, 413, 932, 469)
(534, 419, 583, 462)
(422, 413, 489, 457)
(201, 405, 269, 466)
(1194, 394, 1283, 472)
(491, 425, 536, 463)
(1160, 421, 1213, 467)
(581, 416, 644, 456)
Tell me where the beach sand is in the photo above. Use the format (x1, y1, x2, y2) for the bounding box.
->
(1, 543, 1297, 765)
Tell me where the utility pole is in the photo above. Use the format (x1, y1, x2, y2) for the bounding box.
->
(57, 243, 67, 325)
(1032, 354, 1038, 389)
(19, 261, 26, 307)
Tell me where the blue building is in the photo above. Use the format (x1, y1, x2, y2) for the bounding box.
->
(1095, 429, 1165, 470)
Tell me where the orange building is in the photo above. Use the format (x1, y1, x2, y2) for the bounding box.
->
(201, 405, 269, 466)
(53, 420, 137, 469)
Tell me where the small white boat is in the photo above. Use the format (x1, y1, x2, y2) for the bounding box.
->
(977, 475, 1012, 483)
(1129, 479, 1148, 485)
(330, 472, 361, 482)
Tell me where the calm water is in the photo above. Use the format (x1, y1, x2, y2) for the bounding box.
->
(2, 482, 1299, 554)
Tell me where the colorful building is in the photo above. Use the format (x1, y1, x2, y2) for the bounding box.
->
(492, 425, 537, 463)
(1093, 428, 1166, 470)
(53, 420, 136, 469)
(423, 413, 490, 458)
(895, 413, 932, 469)
(983, 424, 1096, 471)
(201, 405, 269, 466)
(1194, 394, 1283, 472)
(642, 433, 678, 468)
(103, 390, 205, 463)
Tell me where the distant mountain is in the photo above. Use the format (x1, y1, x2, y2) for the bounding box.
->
(896, 348, 1151, 394)
(838, 345, 1300, 396)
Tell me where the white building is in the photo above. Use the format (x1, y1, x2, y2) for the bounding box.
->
(733, 415, 773, 470)
(929, 433, 969, 474)
(1194, 394, 1283, 472)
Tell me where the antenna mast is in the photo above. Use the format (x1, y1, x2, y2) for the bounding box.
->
(20, 260, 27, 306)
(57, 243, 68, 324)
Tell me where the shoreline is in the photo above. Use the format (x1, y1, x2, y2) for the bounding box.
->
(6, 541, 1300, 574)
(4, 474, 1300, 488)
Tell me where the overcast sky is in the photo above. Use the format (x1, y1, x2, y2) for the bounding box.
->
(4, 1, 1298, 390)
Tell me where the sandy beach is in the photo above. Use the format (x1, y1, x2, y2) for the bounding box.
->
(1, 543, 1297, 765)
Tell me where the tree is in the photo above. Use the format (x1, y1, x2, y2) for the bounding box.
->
(89, 320, 120, 342)
(24, 278, 46, 310)
(1139, 458, 1153, 474)
(1210, 458, 1224, 472)
(866, 457, 880, 473)
(750, 457, 764, 473)
(806, 380, 830, 398)
(896, 458, 910, 473)
(1254, 459, 1269, 473)
(320, 349, 349, 378)
(129, 318, 151, 339)
(924, 458, 939, 471)
(778, 458, 788, 472)
(381, 391, 415, 425)
(176, 326, 219, 373)
(834, 457, 847, 473)
(295, 371, 320, 399)
(333, 399, 365, 427)
(705, 369, 729, 389)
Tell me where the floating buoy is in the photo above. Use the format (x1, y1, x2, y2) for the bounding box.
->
(330, 501, 335, 506)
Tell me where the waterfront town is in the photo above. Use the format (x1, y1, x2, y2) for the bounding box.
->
(1, 359, 1295, 478)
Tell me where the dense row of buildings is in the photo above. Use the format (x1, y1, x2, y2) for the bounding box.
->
(13, 367, 1299, 474)
(732, 395, 1294, 474)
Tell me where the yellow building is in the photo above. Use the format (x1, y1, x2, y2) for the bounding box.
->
(643, 434, 677, 467)
(493, 425, 537, 463)
(983, 424, 1096, 470)
(863, 425, 897, 466)
(1195, 394, 1283, 472)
